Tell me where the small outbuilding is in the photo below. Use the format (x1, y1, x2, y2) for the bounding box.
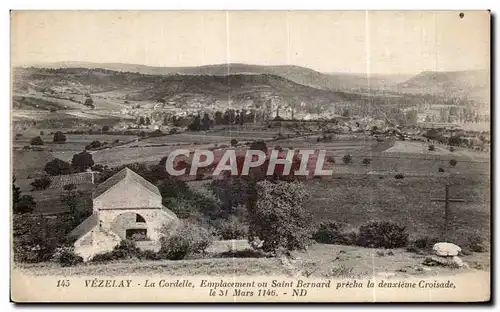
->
(68, 168, 179, 261)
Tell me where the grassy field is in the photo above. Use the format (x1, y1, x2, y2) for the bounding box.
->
(305, 175, 490, 247)
(13, 134, 139, 163)
(385, 141, 490, 161)
(187, 173, 490, 249)
(15, 243, 489, 277)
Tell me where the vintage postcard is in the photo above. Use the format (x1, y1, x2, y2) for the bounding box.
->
(10, 10, 491, 302)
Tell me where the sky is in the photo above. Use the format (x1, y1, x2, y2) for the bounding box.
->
(11, 10, 490, 75)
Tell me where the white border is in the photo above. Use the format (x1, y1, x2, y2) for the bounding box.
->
(2, 1, 497, 311)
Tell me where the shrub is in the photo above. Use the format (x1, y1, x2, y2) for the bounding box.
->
(449, 159, 457, 167)
(90, 240, 142, 262)
(44, 158, 73, 176)
(438, 167, 445, 173)
(312, 221, 357, 245)
(102, 125, 110, 132)
(428, 145, 435, 151)
(13, 215, 69, 263)
(407, 236, 439, 253)
(218, 249, 265, 258)
(30, 136, 44, 146)
(212, 217, 248, 240)
(14, 195, 36, 214)
(449, 146, 455, 152)
(230, 139, 238, 147)
(51, 246, 83, 267)
(326, 156, 335, 164)
(53, 131, 67, 143)
(31, 176, 51, 190)
(85, 140, 102, 150)
(342, 154, 352, 165)
(467, 234, 487, 253)
(356, 221, 409, 248)
(362, 158, 371, 166)
(158, 222, 213, 260)
(394, 173, 405, 179)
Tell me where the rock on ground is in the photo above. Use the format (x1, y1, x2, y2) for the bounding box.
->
(423, 255, 468, 268)
(433, 242, 462, 256)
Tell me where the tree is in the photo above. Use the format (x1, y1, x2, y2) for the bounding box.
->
(31, 176, 51, 191)
(138, 116, 145, 126)
(61, 188, 86, 226)
(145, 117, 151, 126)
(248, 180, 311, 254)
(230, 139, 238, 147)
(362, 158, 372, 166)
(84, 97, 94, 108)
(44, 158, 73, 176)
(201, 113, 211, 131)
(71, 151, 95, 172)
(188, 115, 201, 131)
(85, 140, 102, 150)
(13, 176, 21, 206)
(53, 131, 67, 143)
(428, 145, 435, 151)
(342, 154, 352, 165)
(214, 111, 224, 125)
(250, 140, 268, 153)
(30, 136, 44, 146)
(14, 195, 36, 214)
(102, 125, 110, 132)
(449, 159, 457, 167)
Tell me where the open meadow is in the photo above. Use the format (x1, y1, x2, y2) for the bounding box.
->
(15, 242, 490, 277)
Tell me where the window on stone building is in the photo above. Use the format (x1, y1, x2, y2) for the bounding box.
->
(136, 214, 146, 223)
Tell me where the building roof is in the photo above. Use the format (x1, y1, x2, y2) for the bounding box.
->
(68, 213, 98, 238)
(49, 172, 94, 188)
(92, 167, 160, 200)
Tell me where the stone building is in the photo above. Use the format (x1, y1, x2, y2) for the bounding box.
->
(68, 168, 179, 261)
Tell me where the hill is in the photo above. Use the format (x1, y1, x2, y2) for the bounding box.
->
(28, 62, 409, 91)
(14, 66, 484, 121)
(396, 69, 490, 103)
(12, 67, 380, 115)
(325, 72, 411, 89)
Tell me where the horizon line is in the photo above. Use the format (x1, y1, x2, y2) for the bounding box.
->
(12, 60, 490, 76)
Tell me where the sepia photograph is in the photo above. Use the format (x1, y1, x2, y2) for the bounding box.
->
(9, 10, 491, 302)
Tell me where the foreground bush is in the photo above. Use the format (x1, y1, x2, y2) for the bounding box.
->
(406, 236, 439, 253)
(158, 222, 213, 260)
(90, 240, 142, 262)
(312, 221, 357, 245)
(217, 248, 266, 258)
(13, 215, 71, 263)
(51, 246, 83, 267)
(211, 217, 248, 240)
(249, 180, 312, 254)
(356, 221, 409, 248)
(467, 234, 487, 253)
